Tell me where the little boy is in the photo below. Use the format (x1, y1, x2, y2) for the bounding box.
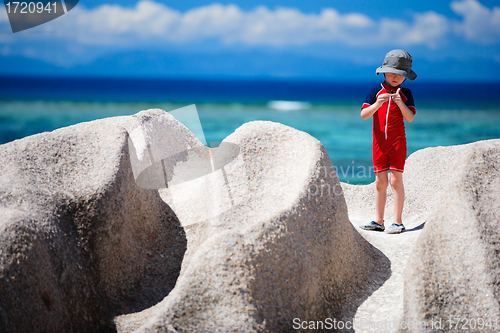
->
(360, 49, 417, 234)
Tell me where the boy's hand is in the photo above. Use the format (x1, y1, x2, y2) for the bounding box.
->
(375, 93, 390, 106)
(390, 88, 403, 106)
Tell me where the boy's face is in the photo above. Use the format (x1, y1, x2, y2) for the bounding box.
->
(385, 73, 406, 87)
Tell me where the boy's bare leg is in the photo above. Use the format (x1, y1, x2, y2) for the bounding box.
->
(375, 171, 389, 224)
(390, 171, 404, 224)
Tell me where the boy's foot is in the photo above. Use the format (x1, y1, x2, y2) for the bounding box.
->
(360, 221, 385, 232)
(385, 223, 405, 234)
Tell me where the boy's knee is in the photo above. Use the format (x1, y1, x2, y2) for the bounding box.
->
(375, 176, 388, 190)
(390, 174, 403, 188)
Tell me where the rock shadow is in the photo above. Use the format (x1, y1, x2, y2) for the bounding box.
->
(111, 202, 187, 316)
(110, 141, 188, 316)
(332, 231, 392, 333)
(247, 212, 391, 333)
(405, 222, 426, 232)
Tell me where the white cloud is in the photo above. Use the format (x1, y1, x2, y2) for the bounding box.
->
(372, 11, 450, 49)
(402, 12, 449, 47)
(0, 6, 8, 22)
(3, 0, 498, 52)
(179, 4, 243, 41)
(30, 0, 450, 48)
(60, 1, 182, 45)
(451, 0, 500, 44)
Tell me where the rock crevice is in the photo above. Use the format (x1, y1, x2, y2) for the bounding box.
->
(0, 113, 187, 333)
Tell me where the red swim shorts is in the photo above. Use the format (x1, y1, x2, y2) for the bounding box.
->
(373, 138, 407, 173)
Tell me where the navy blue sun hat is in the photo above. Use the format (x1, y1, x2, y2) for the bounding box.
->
(376, 49, 417, 81)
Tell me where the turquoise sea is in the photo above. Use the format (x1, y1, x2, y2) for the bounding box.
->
(1, 76, 500, 184)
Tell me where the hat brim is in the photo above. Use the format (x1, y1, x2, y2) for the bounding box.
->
(376, 66, 417, 81)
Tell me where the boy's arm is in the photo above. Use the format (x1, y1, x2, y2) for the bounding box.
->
(360, 93, 389, 120)
(391, 88, 414, 122)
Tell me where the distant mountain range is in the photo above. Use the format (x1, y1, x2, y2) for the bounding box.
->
(1, 49, 500, 82)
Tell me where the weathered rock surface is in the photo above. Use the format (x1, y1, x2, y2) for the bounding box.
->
(402, 140, 500, 331)
(341, 139, 500, 332)
(116, 120, 389, 332)
(0, 110, 187, 332)
(1, 109, 389, 333)
(341, 142, 452, 332)
(5, 106, 499, 333)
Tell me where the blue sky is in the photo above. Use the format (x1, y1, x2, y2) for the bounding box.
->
(1, 0, 499, 81)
